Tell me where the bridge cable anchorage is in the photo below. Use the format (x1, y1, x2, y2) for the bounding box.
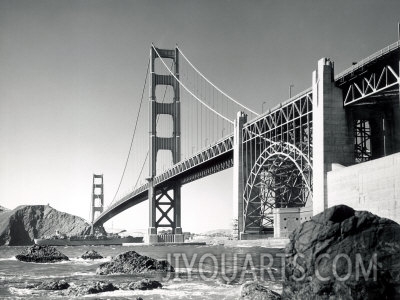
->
(152, 44, 234, 124)
(176, 45, 259, 116)
(109, 58, 150, 207)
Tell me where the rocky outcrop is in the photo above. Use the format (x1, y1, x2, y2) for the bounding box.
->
(128, 279, 162, 290)
(240, 282, 282, 299)
(282, 205, 400, 299)
(0, 205, 105, 245)
(67, 281, 118, 296)
(16, 244, 69, 263)
(96, 250, 174, 275)
(35, 280, 70, 290)
(81, 250, 103, 260)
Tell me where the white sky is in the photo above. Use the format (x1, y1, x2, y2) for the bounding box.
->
(1, 0, 399, 233)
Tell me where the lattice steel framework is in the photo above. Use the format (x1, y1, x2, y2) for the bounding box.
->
(336, 42, 400, 106)
(354, 119, 372, 163)
(242, 91, 313, 232)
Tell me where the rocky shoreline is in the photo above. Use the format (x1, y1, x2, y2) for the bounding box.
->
(10, 204, 400, 299)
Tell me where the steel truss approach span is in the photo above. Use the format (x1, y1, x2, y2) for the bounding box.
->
(336, 41, 400, 106)
(242, 90, 313, 232)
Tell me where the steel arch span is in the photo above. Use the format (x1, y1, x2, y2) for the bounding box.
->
(243, 141, 313, 233)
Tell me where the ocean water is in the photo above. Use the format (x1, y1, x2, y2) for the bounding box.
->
(0, 245, 283, 299)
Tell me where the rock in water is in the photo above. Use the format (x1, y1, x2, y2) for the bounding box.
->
(128, 279, 162, 290)
(36, 280, 70, 290)
(96, 250, 174, 275)
(282, 205, 400, 299)
(67, 281, 118, 296)
(240, 282, 282, 299)
(0, 205, 105, 245)
(81, 250, 103, 260)
(16, 244, 69, 263)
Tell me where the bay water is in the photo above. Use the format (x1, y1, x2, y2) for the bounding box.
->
(0, 244, 283, 299)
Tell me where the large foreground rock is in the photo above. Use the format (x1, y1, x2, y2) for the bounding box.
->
(16, 244, 69, 263)
(240, 281, 281, 299)
(283, 205, 400, 299)
(96, 250, 174, 275)
(0, 205, 105, 245)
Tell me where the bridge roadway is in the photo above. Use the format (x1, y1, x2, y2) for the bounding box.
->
(94, 40, 400, 227)
(93, 134, 234, 226)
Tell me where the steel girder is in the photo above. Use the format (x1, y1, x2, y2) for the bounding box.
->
(153, 134, 233, 186)
(354, 119, 372, 163)
(335, 42, 400, 107)
(94, 135, 234, 226)
(242, 90, 313, 233)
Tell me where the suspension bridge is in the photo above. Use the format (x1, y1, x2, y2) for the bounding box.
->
(90, 39, 400, 243)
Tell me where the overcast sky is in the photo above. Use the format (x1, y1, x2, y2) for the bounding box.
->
(1, 0, 399, 233)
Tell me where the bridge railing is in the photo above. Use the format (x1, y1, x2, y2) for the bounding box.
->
(95, 182, 149, 223)
(154, 134, 234, 186)
(96, 134, 235, 224)
(335, 40, 400, 81)
(244, 87, 313, 129)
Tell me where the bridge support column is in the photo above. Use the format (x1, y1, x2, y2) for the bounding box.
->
(147, 178, 158, 244)
(233, 111, 247, 239)
(148, 45, 183, 244)
(312, 58, 354, 215)
(91, 174, 104, 234)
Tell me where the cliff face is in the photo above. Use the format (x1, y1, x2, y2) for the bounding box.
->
(0, 205, 104, 245)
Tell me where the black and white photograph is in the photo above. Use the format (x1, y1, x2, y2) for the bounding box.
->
(0, 0, 399, 299)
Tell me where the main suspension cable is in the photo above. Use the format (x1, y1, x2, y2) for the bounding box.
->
(109, 58, 150, 207)
(176, 45, 259, 116)
(132, 60, 174, 190)
(152, 44, 234, 124)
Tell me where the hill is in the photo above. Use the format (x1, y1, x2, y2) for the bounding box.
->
(0, 205, 9, 213)
(0, 205, 103, 245)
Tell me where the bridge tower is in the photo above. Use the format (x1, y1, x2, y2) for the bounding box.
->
(91, 174, 104, 224)
(148, 46, 183, 244)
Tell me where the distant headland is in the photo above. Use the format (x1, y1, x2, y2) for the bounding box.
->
(0, 204, 104, 245)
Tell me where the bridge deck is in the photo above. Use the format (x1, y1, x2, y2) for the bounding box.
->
(94, 40, 400, 227)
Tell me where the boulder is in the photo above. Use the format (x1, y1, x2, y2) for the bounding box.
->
(81, 249, 103, 260)
(282, 205, 400, 299)
(96, 250, 174, 275)
(0, 205, 105, 245)
(128, 279, 162, 290)
(67, 281, 118, 296)
(35, 280, 70, 290)
(240, 281, 282, 299)
(16, 244, 69, 263)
